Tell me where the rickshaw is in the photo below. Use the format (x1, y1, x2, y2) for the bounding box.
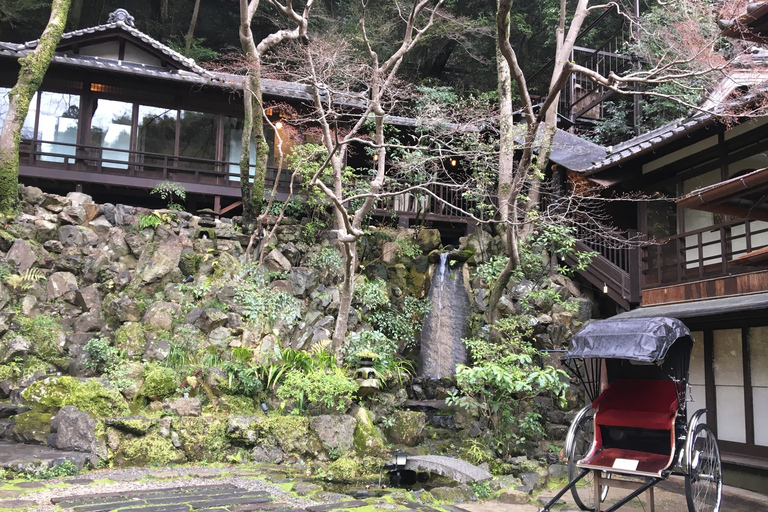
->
(541, 316, 722, 512)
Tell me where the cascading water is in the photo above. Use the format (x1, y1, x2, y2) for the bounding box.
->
(420, 253, 470, 379)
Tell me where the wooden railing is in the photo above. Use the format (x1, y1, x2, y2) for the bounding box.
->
(19, 138, 293, 191)
(644, 219, 768, 287)
(373, 184, 478, 221)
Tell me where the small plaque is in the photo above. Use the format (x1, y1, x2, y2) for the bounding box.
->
(612, 458, 639, 471)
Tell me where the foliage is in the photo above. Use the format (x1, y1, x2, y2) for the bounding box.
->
(15, 314, 62, 362)
(151, 180, 186, 210)
(352, 277, 389, 309)
(395, 236, 422, 259)
(367, 296, 431, 350)
(342, 330, 397, 367)
(222, 360, 262, 396)
(307, 245, 344, 278)
(3, 266, 45, 292)
(276, 366, 358, 413)
(447, 318, 569, 457)
(33, 460, 79, 480)
(235, 265, 300, 330)
(84, 335, 121, 373)
(476, 255, 509, 284)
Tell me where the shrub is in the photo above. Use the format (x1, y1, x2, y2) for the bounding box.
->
(342, 330, 397, 367)
(276, 367, 358, 413)
(352, 277, 388, 309)
(235, 267, 300, 330)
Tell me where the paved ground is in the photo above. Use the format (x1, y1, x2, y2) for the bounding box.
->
(1, 441, 767, 512)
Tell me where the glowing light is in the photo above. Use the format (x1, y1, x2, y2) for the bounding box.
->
(275, 121, 284, 129)
(450, 159, 458, 167)
(373, 154, 379, 161)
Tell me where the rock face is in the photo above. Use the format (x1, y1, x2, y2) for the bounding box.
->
(51, 406, 106, 456)
(310, 414, 356, 453)
(385, 410, 426, 446)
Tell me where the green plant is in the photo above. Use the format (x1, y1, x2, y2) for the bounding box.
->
(3, 267, 45, 292)
(141, 364, 178, 399)
(471, 480, 492, 499)
(352, 277, 389, 309)
(84, 336, 120, 373)
(235, 267, 300, 330)
(33, 460, 79, 480)
(222, 361, 262, 396)
(307, 245, 344, 278)
(395, 236, 421, 259)
(342, 330, 397, 367)
(368, 296, 431, 350)
(276, 366, 358, 413)
(151, 180, 186, 210)
(139, 213, 162, 230)
(446, 319, 569, 458)
(476, 255, 508, 283)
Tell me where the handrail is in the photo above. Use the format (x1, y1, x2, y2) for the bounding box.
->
(643, 218, 768, 286)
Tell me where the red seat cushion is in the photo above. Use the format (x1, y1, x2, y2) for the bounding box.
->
(592, 379, 678, 431)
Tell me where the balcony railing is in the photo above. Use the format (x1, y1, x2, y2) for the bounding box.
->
(644, 218, 768, 287)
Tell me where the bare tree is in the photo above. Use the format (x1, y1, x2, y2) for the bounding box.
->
(292, 0, 446, 353)
(0, 0, 70, 215)
(238, 0, 313, 227)
(487, 0, 738, 316)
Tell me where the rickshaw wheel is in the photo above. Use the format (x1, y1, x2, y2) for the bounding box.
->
(567, 411, 609, 511)
(685, 424, 722, 512)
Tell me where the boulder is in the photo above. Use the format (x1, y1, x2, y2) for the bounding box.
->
(66, 192, 94, 207)
(381, 241, 400, 264)
(144, 339, 170, 361)
(75, 285, 102, 312)
(137, 241, 185, 285)
(46, 272, 78, 300)
(20, 186, 44, 205)
(123, 231, 146, 257)
(12, 410, 53, 444)
(73, 311, 102, 333)
(112, 297, 142, 323)
(6, 239, 37, 273)
(351, 405, 385, 456)
(41, 194, 71, 213)
(4, 336, 30, 363)
(310, 414, 356, 454)
(89, 216, 113, 235)
(34, 219, 58, 242)
(263, 249, 292, 273)
(114, 322, 147, 359)
(163, 397, 202, 417)
(463, 228, 493, 264)
(416, 229, 441, 253)
(194, 309, 228, 334)
(385, 410, 426, 447)
(58, 225, 85, 247)
(290, 267, 319, 298)
(58, 206, 87, 226)
(51, 406, 106, 456)
(143, 301, 182, 331)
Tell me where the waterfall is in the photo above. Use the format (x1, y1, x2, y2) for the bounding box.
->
(420, 253, 470, 379)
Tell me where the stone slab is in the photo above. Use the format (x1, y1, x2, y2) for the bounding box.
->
(14, 481, 46, 488)
(53, 485, 239, 504)
(0, 500, 37, 508)
(0, 440, 92, 469)
(403, 455, 492, 484)
(185, 496, 273, 509)
(0, 489, 22, 498)
(64, 478, 96, 485)
(305, 501, 368, 512)
(231, 504, 298, 511)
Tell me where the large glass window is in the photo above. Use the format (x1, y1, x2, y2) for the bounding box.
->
(38, 92, 79, 163)
(91, 99, 133, 169)
(224, 116, 256, 181)
(21, 92, 38, 140)
(137, 105, 176, 170)
(713, 329, 746, 443)
(179, 110, 216, 170)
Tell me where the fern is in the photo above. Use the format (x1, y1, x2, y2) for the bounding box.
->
(4, 267, 45, 292)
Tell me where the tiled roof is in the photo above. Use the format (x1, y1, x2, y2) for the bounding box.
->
(579, 113, 715, 175)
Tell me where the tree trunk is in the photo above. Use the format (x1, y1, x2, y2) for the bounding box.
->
(0, 0, 70, 215)
(487, 0, 520, 320)
(184, 0, 202, 52)
(332, 240, 356, 353)
(240, 69, 255, 225)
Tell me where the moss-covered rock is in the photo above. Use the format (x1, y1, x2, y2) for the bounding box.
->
(140, 364, 178, 399)
(103, 416, 155, 435)
(21, 376, 130, 417)
(385, 410, 426, 447)
(352, 406, 385, 456)
(226, 414, 322, 457)
(219, 394, 256, 414)
(326, 456, 360, 482)
(172, 417, 230, 462)
(113, 322, 146, 360)
(16, 315, 65, 363)
(12, 410, 54, 444)
(117, 432, 186, 466)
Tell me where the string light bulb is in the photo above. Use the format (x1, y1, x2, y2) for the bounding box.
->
(275, 121, 284, 129)
(373, 154, 379, 161)
(450, 159, 457, 167)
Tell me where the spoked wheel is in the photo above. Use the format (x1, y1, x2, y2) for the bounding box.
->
(567, 409, 609, 511)
(685, 424, 723, 512)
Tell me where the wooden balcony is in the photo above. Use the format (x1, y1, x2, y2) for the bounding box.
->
(18, 138, 475, 224)
(642, 219, 768, 305)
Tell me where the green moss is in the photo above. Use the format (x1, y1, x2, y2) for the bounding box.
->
(326, 457, 359, 482)
(15, 315, 63, 363)
(113, 322, 146, 360)
(171, 417, 230, 462)
(352, 407, 385, 456)
(140, 364, 178, 399)
(220, 394, 255, 414)
(21, 376, 130, 417)
(12, 410, 54, 444)
(21, 356, 52, 379)
(119, 433, 185, 466)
